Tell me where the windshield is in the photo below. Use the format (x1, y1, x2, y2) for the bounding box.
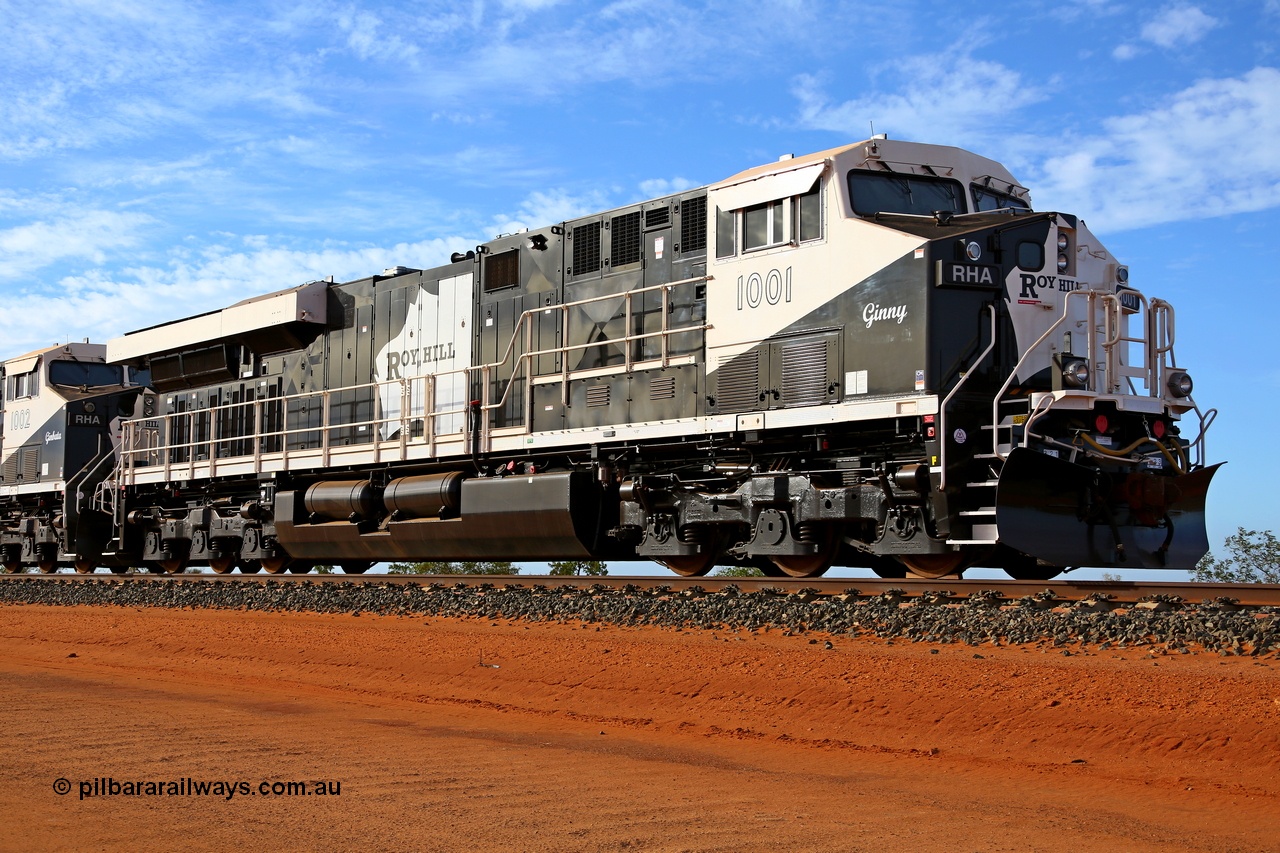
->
(49, 361, 123, 388)
(971, 184, 1031, 212)
(847, 170, 965, 216)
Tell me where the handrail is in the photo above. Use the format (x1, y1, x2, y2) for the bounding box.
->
(938, 304, 996, 490)
(989, 289, 1094, 459)
(117, 274, 714, 473)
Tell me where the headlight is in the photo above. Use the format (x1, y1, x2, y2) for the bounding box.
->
(965, 241, 982, 261)
(1057, 233, 1069, 251)
(1057, 253, 1069, 272)
(1116, 266, 1129, 283)
(1166, 371, 1193, 398)
(1063, 359, 1090, 389)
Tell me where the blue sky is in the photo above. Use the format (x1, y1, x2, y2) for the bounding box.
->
(2, 0, 1277, 575)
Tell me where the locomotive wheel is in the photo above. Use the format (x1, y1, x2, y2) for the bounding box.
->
(73, 559, 96, 574)
(898, 553, 968, 579)
(159, 559, 188, 574)
(260, 556, 291, 574)
(340, 562, 372, 575)
(2, 561, 22, 574)
(209, 557, 236, 575)
(288, 563, 312, 574)
(769, 525, 839, 579)
(659, 552, 718, 577)
(239, 561, 263, 574)
(38, 561, 57, 574)
(109, 566, 128, 575)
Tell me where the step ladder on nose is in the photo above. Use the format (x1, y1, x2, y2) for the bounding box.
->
(947, 398, 1031, 547)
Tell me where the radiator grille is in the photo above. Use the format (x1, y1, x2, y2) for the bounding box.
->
(680, 196, 707, 253)
(2, 454, 16, 482)
(572, 222, 601, 275)
(779, 339, 829, 407)
(645, 207, 670, 229)
(586, 384, 611, 408)
(611, 211, 642, 267)
(715, 351, 760, 413)
(649, 376, 676, 401)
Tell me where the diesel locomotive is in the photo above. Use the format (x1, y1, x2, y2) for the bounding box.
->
(0, 136, 1220, 579)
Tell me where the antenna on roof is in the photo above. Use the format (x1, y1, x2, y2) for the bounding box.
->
(869, 120, 874, 138)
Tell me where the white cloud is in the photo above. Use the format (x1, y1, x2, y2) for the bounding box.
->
(793, 51, 1045, 149)
(1031, 67, 1280, 231)
(492, 189, 613, 234)
(1112, 43, 1141, 61)
(638, 177, 699, 198)
(335, 9, 420, 61)
(1140, 4, 1220, 48)
(3, 235, 472, 355)
(0, 209, 152, 279)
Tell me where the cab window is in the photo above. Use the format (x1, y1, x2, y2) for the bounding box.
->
(847, 171, 965, 216)
(971, 184, 1031, 212)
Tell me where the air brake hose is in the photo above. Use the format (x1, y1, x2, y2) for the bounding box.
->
(1076, 433, 1185, 475)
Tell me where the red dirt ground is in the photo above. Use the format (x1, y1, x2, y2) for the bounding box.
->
(1, 603, 1278, 852)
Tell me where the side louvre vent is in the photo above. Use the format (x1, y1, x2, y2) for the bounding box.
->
(572, 222, 601, 275)
(2, 454, 17, 482)
(779, 339, 829, 407)
(680, 196, 707, 253)
(611, 211, 642, 267)
(586, 384, 611, 408)
(644, 207, 670, 229)
(715, 351, 760, 413)
(21, 447, 38, 481)
(649, 376, 676, 401)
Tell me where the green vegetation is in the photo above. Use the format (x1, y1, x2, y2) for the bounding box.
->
(710, 565, 765, 578)
(1194, 528, 1280, 583)
(548, 560, 608, 576)
(387, 561, 518, 575)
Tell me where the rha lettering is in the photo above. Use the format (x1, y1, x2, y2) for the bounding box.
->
(385, 342, 456, 379)
(1018, 274, 1079, 300)
(947, 263, 995, 285)
(862, 303, 908, 328)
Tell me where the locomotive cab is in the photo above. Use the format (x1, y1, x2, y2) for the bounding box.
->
(0, 343, 148, 573)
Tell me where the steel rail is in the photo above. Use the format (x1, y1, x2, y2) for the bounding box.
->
(3, 573, 1278, 607)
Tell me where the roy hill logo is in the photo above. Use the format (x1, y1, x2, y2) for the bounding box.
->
(1017, 273, 1080, 302)
(384, 342, 457, 380)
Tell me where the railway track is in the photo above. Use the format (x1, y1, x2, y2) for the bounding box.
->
(2, 571, 1279, 608)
